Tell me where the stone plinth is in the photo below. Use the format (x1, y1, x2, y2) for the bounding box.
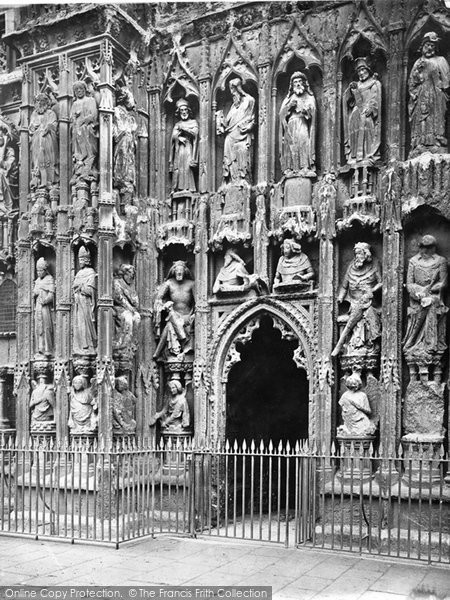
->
(401, 438, 444, 487)
(336, 436, 376, 481)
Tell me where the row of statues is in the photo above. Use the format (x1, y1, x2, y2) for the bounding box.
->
(25, 32, 450, 197)
(32, 233, 448, 375)
(29, 372, 190, 436)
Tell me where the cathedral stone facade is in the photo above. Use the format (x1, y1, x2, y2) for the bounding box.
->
(0, 1, 448, 479)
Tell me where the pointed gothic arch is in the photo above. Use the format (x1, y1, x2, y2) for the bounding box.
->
(206, 297, 317, 443)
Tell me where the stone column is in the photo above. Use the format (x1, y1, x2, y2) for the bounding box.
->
(58, 53, 71, 208)
(19, 64, 32, 214)
(96, 40, 115, 447)
(379, 23, 405, 454)
(194, 42, 211, 444)
(0, 368, 10, 429)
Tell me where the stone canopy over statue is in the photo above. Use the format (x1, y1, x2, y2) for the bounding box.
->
(153, 261, 195, 366)
(216, 78, 255, 185)
(343, 57, 381, 166)
(279, 71, 316, 176)
(403, 235, 448, 376)
(408, 32, 450, 157)
(332, 243, 382, 358)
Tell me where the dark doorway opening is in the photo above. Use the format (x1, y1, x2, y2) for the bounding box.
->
(226, 315, 309, 446)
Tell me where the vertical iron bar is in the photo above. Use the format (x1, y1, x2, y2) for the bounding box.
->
(250, 448, 254, 540)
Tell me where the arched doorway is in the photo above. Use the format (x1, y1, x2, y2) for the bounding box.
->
(226, 315, 308, 445)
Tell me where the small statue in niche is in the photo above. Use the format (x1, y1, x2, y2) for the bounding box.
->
(70, 80, 99, 183)
(113, 84, 137, 207)
(113, 264, 141, 355)
(30, 374, 54, 429)
(213, 249, 267, 296)
(0, 122, 18, 211)
(169, 98, 198, 194)
(72, 246, 97, 355)
(408, 32, 450, 156)
(33, 257, 55, 357)
(68, 375, 98, 434)
(403, 235, 448, 367)
(112, 376, 136, 434)
(315, 173, 336, 239)
(273, 239, 314, 290)
(153, 261, 195, 363)
(279, 71, 316, 175)
(343, 57, 381, 166)
(216, 78, 255, 185)
(149, 379, 190, 434)
(29, 93, 59, 189)
(337, 373, 376, 437)
(332, 242, 382, 358)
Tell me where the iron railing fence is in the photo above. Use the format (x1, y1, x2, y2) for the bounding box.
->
(0, 437, 448, 563)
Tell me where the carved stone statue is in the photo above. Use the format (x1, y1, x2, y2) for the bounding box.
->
(33, 257, 55, 357)
(273, 239, 314, 290)
(169, 98, 198, 193)
(332, 243, 382, 357)
(153, 261, 195, 363)
(30, 375, 54, 429)
(113, 85, 137, 206)
(0, 123, 18, 211)
(213, 249, 267, 296)
(113, 264, 141, 356)
(337, 373, 376, 437)
(68, 375, 97, 434)
(72, 246, 97, 355)
(149, 379, 190, 434)
(403, 235, 448, 369)
(279, 71, 316, 175)
(70, 80, 98, 183)
(29, 93, 58, 189)
(408, 32, 450, 156)
(343, 58, 381, 166)
(216, 78, 255, 185)
(112, 376, 136, 434)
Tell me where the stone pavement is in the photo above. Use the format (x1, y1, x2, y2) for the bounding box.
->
(0, 535, 448, 600)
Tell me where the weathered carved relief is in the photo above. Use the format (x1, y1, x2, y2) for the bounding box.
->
(70, 80, 99, 193)
(408, 32, 450, 158)
(30, 373, 55, 432)
(273, 239, 314, 293)
(68, 375, 98, 434)
(29, 93, 59, 191)
(72, 246, 97, 358)
(149, 379, 191, 435)
(112, 376, 136, 434)
(113, 264, 141, 371)
(153, 261, 195, 374)
(33, 257, 55, 358)
(337, 373, 376, 437)
(213, 248, 267, 297)
(113, 84, 138, 211)
(332, 243, 382, 370)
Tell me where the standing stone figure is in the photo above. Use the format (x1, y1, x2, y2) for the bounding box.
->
(169, 98, 198, 193)
(216, 78, 255, 185)
(337, 373, 376, 437)
(0, 123, 17, 210)
(273, 239, 314, 289)
(29, 93, 58, 189)
(279, 71, 316, 174)
(153, 261, 195, 363)
(113, 264, 141, 353)
(30, 375, 54, 429)
(112, 376, 136, 434)
(408, 32, 450, 155)
(68, 375, 97, 434)
(33, 257, 55, 357)
(403, 235, 448, 367)
(343, 57, 381, 165)
(149, 379, 190, 433)
(332, 243, 382, 357)
(72, 246, 97, 355)
(70, 80, 98, 182)
(113, 85, 137, 206)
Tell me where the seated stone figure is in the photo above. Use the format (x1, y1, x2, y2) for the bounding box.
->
(213, 249, 267, 296)
(149, 379, 190, 435)
(337, 373, 376, 437)
(273, 239, 314, 291)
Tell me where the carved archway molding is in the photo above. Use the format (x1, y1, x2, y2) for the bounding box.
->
(206, 297, 317, 442)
